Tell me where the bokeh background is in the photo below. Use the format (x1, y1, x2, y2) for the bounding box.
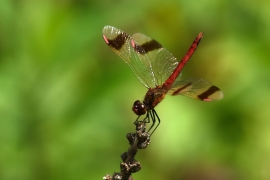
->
(1, 0, 270, 179)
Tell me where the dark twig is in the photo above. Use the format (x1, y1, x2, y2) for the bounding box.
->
(103, 121, 151, 180)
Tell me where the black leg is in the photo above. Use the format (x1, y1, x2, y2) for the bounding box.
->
(148, 109, 160, 136)
(134, 115, 141, 125)
(134, 110, 161, 136)
(143, 112, 150, 123)
(147, 110, 156, 133)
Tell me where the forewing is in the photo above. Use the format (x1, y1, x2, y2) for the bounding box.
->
(167, 77, 224, 101)
(132, 33, 179, 86)
(102, 26, 156, 88)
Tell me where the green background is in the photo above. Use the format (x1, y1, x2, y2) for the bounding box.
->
(1, 0, 270, 179)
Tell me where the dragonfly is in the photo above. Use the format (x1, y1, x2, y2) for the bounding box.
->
(102, 26, 223, 135)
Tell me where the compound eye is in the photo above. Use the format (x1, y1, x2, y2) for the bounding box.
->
(132, 100, 147, 115)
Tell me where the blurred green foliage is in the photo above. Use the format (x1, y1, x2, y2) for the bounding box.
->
(0, 0, 270, 179)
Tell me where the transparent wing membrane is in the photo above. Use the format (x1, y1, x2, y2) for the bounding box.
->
(103, 26, 179, 88)
(168, 78, 224, 101)
(132, 33, 178, 86)
(103, 26, 156, 88)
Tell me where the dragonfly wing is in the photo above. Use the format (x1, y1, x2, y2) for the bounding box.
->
(167, 77, 224, 101)
(102, 26, 156, 88)
(132, 33, 178, 86)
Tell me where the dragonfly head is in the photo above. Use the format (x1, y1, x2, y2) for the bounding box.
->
(132, 100, 147, 115)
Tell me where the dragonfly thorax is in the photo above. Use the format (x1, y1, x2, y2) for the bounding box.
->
(143, 87, 167, 110)
(132, 87, 167, 116)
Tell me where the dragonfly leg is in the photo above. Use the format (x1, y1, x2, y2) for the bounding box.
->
(148, 109, 160, 136)
(133, 115, 141, 125)
(133, 114, 148, 125)
(143, 112, 150, 123)
(147, 110, 155, 133)
(134, 110, 160, 136)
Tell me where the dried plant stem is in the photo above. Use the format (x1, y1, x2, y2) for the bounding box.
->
(103, 121, 151, 180)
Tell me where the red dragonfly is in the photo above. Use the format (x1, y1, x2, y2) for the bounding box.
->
(102, 26, 223, 134)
